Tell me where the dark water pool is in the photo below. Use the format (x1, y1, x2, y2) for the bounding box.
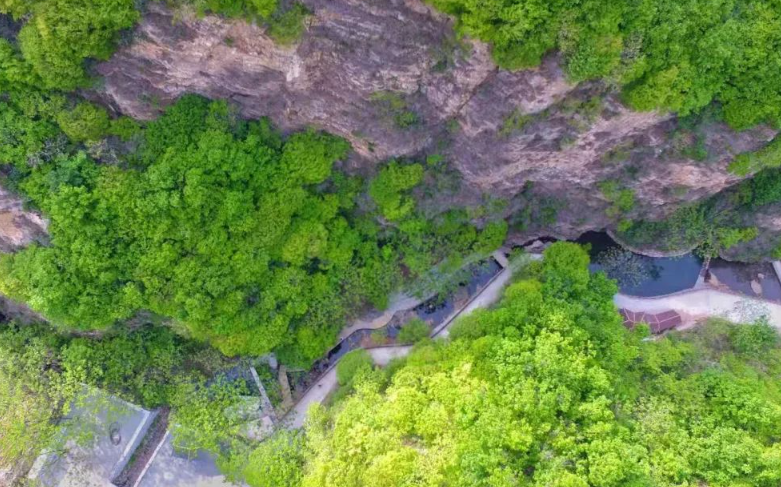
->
(707, 259, 781, 302)
(574, 232, 704, 297)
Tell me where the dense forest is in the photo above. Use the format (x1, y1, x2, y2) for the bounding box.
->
(432, 0, 781, 130)
(2, 0, 781, 485)
(231, 244, 781, 487)
(0, 93, 505, 363)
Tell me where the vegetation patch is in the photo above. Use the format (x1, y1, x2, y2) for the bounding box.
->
(232, 243, 781, 486)
(370, 91, 420, 129)
(424, 0, 781, 130)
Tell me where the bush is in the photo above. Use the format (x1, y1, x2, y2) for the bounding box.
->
(397, 318, 430, 344)
(368, 161, 424, 220)
(336, 349, 373, 386)
(730, 318, 779, 357)
(267, 2, 309, 45)
(56, 102, 111, 142)
(370, 91, 420, 129)
(195, 0, 278, 20)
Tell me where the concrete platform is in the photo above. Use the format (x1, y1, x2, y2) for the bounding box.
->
(28, 388, 156, 487)
(135, 432, 237, 487)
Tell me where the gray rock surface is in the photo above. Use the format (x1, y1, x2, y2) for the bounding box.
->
(90, 0, 777, 247)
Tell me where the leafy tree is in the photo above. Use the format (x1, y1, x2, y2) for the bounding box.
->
(368, 161, 424, 221)
(242, 430, 305, 487)
(56, 102, 111, 142)
(9, 0, 139, 90)
(396, 317, 429, 344)
(335, 349, 373, 386)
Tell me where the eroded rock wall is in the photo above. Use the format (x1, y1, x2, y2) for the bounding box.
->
(0, 187, 47, 252)
(96, 0, 776, 242)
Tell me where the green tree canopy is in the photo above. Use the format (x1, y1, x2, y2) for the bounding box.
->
(252, 243, 781, 487)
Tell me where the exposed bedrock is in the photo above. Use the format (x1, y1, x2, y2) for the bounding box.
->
(96, 0, 776, 241)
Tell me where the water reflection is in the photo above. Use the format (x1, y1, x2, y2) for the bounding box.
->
(574, 232, 704, 297)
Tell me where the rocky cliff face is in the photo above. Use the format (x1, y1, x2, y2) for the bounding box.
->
(95, 0, 775, 243)
(0, 187, 47, 252)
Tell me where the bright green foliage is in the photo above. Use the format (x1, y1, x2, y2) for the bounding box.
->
(170, 377, 248, 455)
(728, 136, 781, 176)
(0, 39, 40, 90)
(0, 90, 64, 176)
(426, 0, 781, 128)
(59, 326, 223, 408)
(396, 317, 429, 344)
(6, 0, 139, 91)
(281, 243, 781, 487)
(243, 430, 306, 487)
(192, 0, 278, 20)
(335, 349, 373, 386)
(0, 95, 382, 361)
(266, 2, 310, 45)
(0, 94, 507, 364)
(56, 102, 111, 142)
(368, 161, 424, 221)
(0, 324, 81, 471)
(715, 226, 759, 250)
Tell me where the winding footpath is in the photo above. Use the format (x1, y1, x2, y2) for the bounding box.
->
(284, 251, 515, 428)
(127, 253, 781, 487)
(284, 254, 781, 429)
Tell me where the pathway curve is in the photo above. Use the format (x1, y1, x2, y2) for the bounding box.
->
(284, 251, 515, 429)
(338, 293, 423, 339)
(287, 254, 781, 430)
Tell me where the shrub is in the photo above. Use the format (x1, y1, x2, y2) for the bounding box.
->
(369, 161, 424, 220)
(336, 349, 373, 386)
(370, 91, 420, 129)
(267, 2, 309, 45)
(56, 102, 111, 142)
(498, 109, 531, 137)
(729, 318, 779, 357)
(397, 318, 430, 344)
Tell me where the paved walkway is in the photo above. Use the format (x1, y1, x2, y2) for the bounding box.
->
(285, 346, 413, 429)
(338, 293, 423, 339)
(285, 254, 517, 429)
(615, 289, 781, 330)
